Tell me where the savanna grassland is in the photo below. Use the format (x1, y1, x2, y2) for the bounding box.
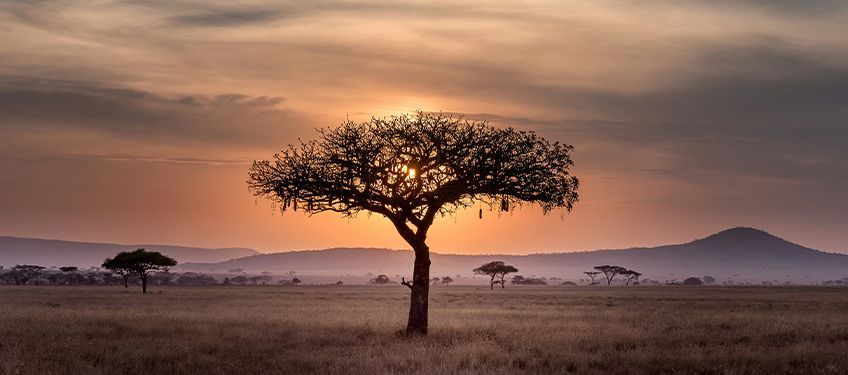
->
(2, 285, 848, 374)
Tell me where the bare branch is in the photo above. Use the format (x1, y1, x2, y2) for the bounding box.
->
(400, 277, 413, 289)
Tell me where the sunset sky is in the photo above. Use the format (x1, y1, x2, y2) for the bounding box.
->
(1, 1, 846, 254)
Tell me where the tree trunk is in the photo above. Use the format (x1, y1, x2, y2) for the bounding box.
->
(123, 275, 129, 288)
(490, 275, 495, 290)
(141, 274, 147, 294)
(406, 242, 430, 335)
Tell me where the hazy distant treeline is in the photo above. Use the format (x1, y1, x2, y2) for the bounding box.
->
(0, 265, 308, 287)
(2, 264, 846, 287)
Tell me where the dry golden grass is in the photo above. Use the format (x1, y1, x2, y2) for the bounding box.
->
(2, 285, 848, 374)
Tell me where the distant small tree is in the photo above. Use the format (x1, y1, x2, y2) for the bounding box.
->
(473, 261, 519, 289)
(371, 275, 392, 285)
(102, 258, 134, 288)
(231, 275, 249, 285)
(511, 275, 548, 285)
(335, 280, 344, 285)
(594, 265, 627, 286)
(430, 277, 441, 285)
(292, 278, 302, 285)
(683, 277, 703, 286)
(621, 269, 642, 285)
(102, 249, 176, 293)
(584, 271, 601, 285)
(703, 275, 716, 285)
(59, 266, 78, 274)
(441, 276, 453, 285)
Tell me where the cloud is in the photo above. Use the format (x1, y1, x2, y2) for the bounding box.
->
(169, 8, 285, 27)
(0, 76, 304, 148)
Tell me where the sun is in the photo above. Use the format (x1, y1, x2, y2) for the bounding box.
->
(401, 164, 417, 179)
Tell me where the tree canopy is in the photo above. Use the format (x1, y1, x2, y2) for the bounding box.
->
(248, 112, 579, 246)
(594, 265, 628, 286)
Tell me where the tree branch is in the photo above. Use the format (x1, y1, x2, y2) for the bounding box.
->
(400, 277, 413, 289)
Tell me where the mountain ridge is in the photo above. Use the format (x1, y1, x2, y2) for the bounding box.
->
(0, 236, 259, 267)
(3, 227, 846, 282)
(176, 227, 848, 282)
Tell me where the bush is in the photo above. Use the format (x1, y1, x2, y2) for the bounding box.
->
(683, 277, 704, 286)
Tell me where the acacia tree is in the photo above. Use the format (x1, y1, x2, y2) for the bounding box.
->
(370, 274, 392, 285)
(621, 269, 642, 285)
(102, 257, 133, 288)
(594, 265, 627, 286)
(473, 261, 519, 289)
(103, 249, 176, 293)
(248, 112, 579, 335)
(584, 271, 601, 285)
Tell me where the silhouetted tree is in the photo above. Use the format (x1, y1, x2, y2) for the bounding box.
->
(511, 275, 548, 285)
(430, 277, 441, 285)
(370, 274, 392, 285)
(474, 261, 519, 289)
(622, 269, 642, 285)
(231, 275, 248, 285)
(594, 265, 627, 286)
(584, 271, 601, 285)
(703, 275, 716, 285)
(441, 276, 453, 285)
(249, 112, 579, 335)
(59, 266, 78, 274)
(292, 278, 302, 285)
(102, 249, 176, 293)
(102, 257, 133, 288)
(683, 277, 704, 286)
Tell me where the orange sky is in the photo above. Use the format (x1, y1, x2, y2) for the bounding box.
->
(1, 1, 846, 254)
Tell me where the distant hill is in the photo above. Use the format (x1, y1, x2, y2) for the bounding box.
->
(0, 237, 259, 267)
(178, 227, 848, 282)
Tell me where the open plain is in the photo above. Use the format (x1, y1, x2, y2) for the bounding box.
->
(2, 285, 848, 374)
